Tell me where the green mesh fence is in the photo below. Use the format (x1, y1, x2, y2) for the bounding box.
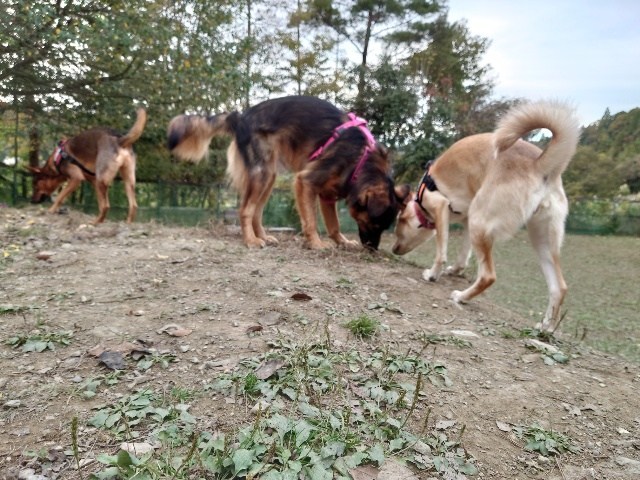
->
(2, 170, 638, 236)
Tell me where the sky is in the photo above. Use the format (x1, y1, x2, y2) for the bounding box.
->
(446, 0, 640, 126)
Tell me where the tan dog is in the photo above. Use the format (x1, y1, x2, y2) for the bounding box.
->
(167, 96, 409, 250)
(29, 108, 146, 224)
(392, 100, 580, 332)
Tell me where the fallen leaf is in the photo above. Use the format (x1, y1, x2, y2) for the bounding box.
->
(246, 325, 263, 335)
(36, 251, 55, 261)
(120, 442, 155, 455)
(496, 421, 512, 432)
(291, 292, 312, 301)
(255, 359, 287, 380)
(349, 464, 379, 480)
(435, 419, 456, 430)
(157, 323, 193, 337)
(99, 351, 125, 370)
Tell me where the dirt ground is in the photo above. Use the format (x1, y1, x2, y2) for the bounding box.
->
(1, 205, 639, 480)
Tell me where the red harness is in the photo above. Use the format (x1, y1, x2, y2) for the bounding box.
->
(309, 113, 376, 182)
(414, 165, 436, 229)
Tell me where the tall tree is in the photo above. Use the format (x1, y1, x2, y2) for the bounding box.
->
(303, 0, 442, 113)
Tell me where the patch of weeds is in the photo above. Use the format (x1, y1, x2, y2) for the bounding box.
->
(523, 338, 570, 365)
(47, 291, 77, 303)
(519, 327, 555, 342)
(90, 340, 474, 479)
(200, 340, 470, 478)
(336, 277, 354, 289)
(1, 244, 20, 261)
(170, 386, 197, 403)
(88, 389, 196, 440)
(414, 332, 473, 348)
(345, 314, 380, 338)
(137, 352, 176, 371)
(0, 304, 31, 315)
(77, 371, 123, 399)
(6, 330, 73, 352)
(513, 423, 579, 456)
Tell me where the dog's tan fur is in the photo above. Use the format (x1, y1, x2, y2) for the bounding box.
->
(29, 108, 146, 224)
(392, 100, 580, 332)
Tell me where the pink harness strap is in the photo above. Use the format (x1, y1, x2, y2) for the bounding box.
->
(309, 113, 376, 183)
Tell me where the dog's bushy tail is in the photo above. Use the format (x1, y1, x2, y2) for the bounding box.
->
(494, 100, 581, 179)
(167, 112, 233, 163)
(119, 108, 147, 148)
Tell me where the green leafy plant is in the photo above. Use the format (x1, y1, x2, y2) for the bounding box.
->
(345, 314, 380, 338)
(6, 330, 73, 352)
(514, 423, 579, 456)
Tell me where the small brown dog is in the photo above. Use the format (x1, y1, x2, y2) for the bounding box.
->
(392, 100, 580, 332)
(167, 96, 409, 250)
(29, 108, 147, 224)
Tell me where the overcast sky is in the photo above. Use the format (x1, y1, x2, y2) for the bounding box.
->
(446, 0, 640, 126)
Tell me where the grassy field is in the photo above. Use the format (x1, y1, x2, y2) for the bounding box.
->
(394, 231, 640, 363)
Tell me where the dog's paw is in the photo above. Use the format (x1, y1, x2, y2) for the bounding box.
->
(339, 239, 360, 250)
(263, 235, 279, 245)
(422, 268, 440, 282)
(445, 265, 465, 276)
(245, 238, 267, 248)
(450, 290, 467, 305)
(307, 239, 333, 250)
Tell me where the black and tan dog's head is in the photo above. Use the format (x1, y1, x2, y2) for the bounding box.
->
(27, 144, 67, 203)
(348, 161, 411, 249)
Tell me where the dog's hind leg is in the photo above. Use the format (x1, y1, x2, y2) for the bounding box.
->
(120, 155, 138, 223)
(252, 171, 278, 245)
(527, 204, 568, 333)
(239, 174, 272, 248)
(93, 179, 111, 224)
(446, 220, 472, 276)
(451, 228, 496, 305)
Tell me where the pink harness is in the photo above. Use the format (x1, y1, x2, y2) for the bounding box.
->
(308, 113, 376, 183)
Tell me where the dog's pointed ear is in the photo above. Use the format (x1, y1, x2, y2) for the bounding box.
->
(395, 184, 411, 208)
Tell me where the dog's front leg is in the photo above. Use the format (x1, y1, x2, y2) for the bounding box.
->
(423, 196, 450, 281)
(294, 174, 331, 249)
(319, 200, 358, 249)
(48, 178, 82, 214)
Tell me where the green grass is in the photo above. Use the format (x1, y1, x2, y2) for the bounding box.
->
(387, 231, 640, 363)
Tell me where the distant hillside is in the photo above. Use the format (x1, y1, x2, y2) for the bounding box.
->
(564, 108, 640, 197)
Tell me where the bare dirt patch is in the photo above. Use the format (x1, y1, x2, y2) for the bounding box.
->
(1, 205, 639, 479)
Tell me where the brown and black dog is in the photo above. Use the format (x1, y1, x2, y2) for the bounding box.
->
(30, 108, 146, 224)
(167, 96, 409, 249)
(392, 100, 580, 332)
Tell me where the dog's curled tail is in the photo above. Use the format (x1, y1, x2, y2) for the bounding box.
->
(119, 108, 147, 148)
(494, 100, 581, 179)
(167, 113, 232, 163)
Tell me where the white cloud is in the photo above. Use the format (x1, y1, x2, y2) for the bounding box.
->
(447, 0, 640, 125)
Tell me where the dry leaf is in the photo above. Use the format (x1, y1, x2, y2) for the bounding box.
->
(36, 251, 55, 261)
(246, 325, 263, 335)
(496, 420, 512, 432)
(157, 323, 193, 337)
(255, 359, 287, 380)
(291, 292, 312, 301)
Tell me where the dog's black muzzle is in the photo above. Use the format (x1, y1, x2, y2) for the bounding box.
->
(31, 194, 51, 204)
(359, 228, 382, 250)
